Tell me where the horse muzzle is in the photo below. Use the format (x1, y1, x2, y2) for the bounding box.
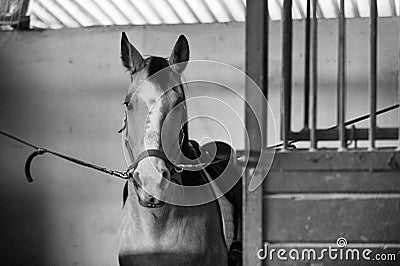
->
(136, 186, 165, 208)
(138, 197, 164, 208)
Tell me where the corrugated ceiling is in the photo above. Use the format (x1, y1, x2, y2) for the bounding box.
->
(10, 0, 400, 29)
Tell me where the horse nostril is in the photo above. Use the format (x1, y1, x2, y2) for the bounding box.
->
(159, 169, 171, 190)
(133, 171, 141, 186)
(161, 169, 170, 180)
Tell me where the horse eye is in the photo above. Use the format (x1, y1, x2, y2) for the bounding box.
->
(123, 101, 129, 107)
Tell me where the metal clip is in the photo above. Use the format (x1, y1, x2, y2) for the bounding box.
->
(174, 166, 183, 173)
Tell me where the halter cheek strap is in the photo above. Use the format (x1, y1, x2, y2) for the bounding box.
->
(120, 109, 213, 179)
(121, 120, 182, 178)
(121, 111, 184, 177)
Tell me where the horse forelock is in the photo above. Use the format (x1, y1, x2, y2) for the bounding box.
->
(124, 54, 189, 154)
(147, 56, 169, 78)
(144, 56, 189, 146)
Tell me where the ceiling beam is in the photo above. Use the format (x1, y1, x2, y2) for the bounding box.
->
(89, 0, 119, 25)
(53, 0, 84, 27)
(104, 0, 135, 24)
(69, 0, 101, 25)
(146, 0, 167, 24)
(217, 0, 235, 22)
(185, 0, 215, 23)
(126, 0, 150, 24)
(351, 0, 360, 17)
(163, 0, 185, 23)
(128, 0, 161, 24)
(31, 0, 63, 28)
(205, 0, 222, 22)
(180, 0, 201, 23)
(165, 0, 198, 23)
(295, 0, 305, 18)
(389, 0, 397, 16)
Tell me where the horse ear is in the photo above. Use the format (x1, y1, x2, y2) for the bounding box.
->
(169, 35, 189, 74)
(121, 32, 145, 73)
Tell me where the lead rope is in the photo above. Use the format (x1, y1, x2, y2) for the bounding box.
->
(0, 130, 130, 183)
(3, 103, 397, 183)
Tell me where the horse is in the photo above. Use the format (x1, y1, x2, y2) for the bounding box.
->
(117, 33, 242, 266)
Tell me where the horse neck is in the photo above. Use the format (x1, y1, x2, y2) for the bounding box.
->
(124, 180, 178, 239)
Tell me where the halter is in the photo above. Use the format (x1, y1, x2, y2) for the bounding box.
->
(126, 149, 183, 176)
(120, 110, 209, 179)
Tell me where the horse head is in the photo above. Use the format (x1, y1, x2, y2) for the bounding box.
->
(120, 32, 189, 208)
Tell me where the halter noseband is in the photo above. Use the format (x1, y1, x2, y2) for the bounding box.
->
(126, 148, 183, 176)
(120, 111, 186, 178)
(122, 125, 209, 179)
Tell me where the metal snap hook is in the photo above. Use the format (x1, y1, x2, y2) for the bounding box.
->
(174, 166, 183, 173)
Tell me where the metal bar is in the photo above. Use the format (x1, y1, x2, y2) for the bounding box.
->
(17, 0, 31, 29)
(244, 0, 268, 264)
(303, 0, 310, 130)
(268, 103, 400, 149)
(337, 0, 347, 151)
(310, 0, 318, 151)
(265, 193, 400, 200)
(288, 127, 399, 141)
(369, 0, 378, 150)
(339, 103, 399, 128)
(398, 14, 400, 150)
(262, 1, 269, 147)
(281, 0, 293, 150)
(20, 0, 30, 16)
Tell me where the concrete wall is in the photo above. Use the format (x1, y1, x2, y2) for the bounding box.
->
(0, 18, 398, 265)
(0, 22, 244, 266)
